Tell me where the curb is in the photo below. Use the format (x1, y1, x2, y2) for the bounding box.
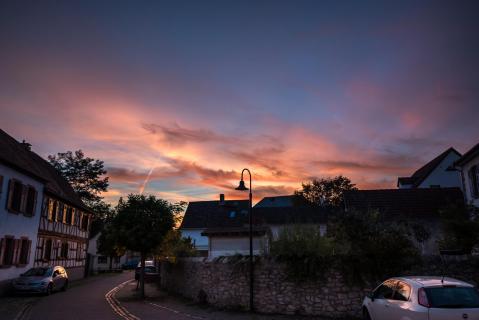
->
(105, 280, 141, 320)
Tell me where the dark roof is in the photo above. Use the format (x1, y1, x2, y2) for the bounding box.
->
(253, 206, 329, 224)
(0, 129, 91, 212)
(201, 226, 269, 237)
(344, 188, 464, 217)
(397, 147, 461, 187)
(455, 142, 479, 167)
(254, 194, 308, 207)
(180, 198, 328, 230)
(180, 200, 250, 229)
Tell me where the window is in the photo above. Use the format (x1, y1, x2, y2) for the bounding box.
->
(98, 256, 107, 264)
(18, 239, 31, 265)
(114, 256, 121, 264)
(8, 180, 23, 212)
(65, 206, 74, 225)
(60, 242, 69, 259)
(48, 200, 57, 221)
(81, 213, 89, 231)
(70, 208, 75, 225)
(373, 280, 395, 299)
(469, 165, 479, 199)
(24, 187, 37, 216)
(44, 239, 52, 261)
(394, 281, 411, 301)
(56, 203, 64, 222)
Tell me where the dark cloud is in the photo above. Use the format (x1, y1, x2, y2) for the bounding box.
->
(142, 122, 236, 145)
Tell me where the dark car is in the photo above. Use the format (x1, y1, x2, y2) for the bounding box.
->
(134, 266, 157, 281)
(122, 259, 140, 270)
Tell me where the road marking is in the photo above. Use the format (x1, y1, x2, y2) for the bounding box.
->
(148, 302, 206, 320)
(105, 280, 141, 320)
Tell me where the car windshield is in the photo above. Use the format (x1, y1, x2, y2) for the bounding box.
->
(22, 267, 52, 277)
(425, 286, 479, 308)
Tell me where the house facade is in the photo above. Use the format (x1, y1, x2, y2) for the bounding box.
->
(0, 161, 43, 290)
(454, 142, 479, 208)
(181, 194, 328, 259)
(0, 129, 93, 285)
(397, 147, 462, 189)
(87, 233, 133, 274)
(179, 195, 249, 257)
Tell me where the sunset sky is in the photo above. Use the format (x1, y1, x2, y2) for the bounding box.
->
(1, 1, 478, 204)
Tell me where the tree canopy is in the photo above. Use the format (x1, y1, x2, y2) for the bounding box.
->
(48, 150, 109, 206)
(295, 175, 357, 208)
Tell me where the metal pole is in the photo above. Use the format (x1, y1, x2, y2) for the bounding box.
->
(249, 172, 253, 312)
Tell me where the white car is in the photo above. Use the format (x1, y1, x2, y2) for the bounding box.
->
(363, 276, 479, 320)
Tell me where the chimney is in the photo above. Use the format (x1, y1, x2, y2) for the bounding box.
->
(21, 140, 32, 151)
(219, 194, 225, 205)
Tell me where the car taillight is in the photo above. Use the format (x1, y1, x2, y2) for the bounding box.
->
(418, 288, 430, 308)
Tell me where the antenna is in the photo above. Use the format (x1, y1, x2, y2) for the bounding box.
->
(439, 250, 448, 285)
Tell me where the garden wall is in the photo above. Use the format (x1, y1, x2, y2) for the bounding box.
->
(160, 257, 479, 318)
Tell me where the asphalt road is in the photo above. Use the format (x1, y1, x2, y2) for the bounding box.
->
(26, 272, 132, 320)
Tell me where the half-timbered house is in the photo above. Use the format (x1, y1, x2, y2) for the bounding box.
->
(0, 129, 93, 286)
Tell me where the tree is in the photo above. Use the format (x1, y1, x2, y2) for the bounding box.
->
(112, 194, 176, 298)
(329, 209, 421, 284)
(295, 175, 357, 208)
(97, 221, 126, 271)
(438, 204, 479, 254)
(48, 150, 109, 206)
(158, 230, 197, 262)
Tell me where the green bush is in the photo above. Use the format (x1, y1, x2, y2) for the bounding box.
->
(270, 225, 335, 282)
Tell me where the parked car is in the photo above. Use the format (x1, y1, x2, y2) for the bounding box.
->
(137, 260, 154, 268)
(121, 259, 140, 270)
(363, 276, 479, 320)
(134, 265, 157, 281)
(12, 266, 68, 295)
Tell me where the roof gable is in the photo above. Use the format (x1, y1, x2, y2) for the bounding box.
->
(397, 147, 461, 187)
(0, 129, 90, 211)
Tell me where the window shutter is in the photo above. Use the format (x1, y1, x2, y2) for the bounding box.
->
(6, 179, 15, 210)
(20, 184, 28, 213)
(0, 238, 4, 266)
(26, 240, 32, 264)
(12, 239, 21, 265)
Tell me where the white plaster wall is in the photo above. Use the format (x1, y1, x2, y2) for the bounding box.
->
(418, 152, 462, 189)
(180, 229, 208, 251)
(462, 156, 479, 207)
(209, 236, 266, 258)
(0, 164, 43, 282)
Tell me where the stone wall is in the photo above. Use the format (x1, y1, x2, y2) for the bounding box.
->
(160, 256, 479, 318)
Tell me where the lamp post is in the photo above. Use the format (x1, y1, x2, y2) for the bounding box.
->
(235, 168, 253, 312)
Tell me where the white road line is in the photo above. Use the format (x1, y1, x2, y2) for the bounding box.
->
(105, 280, 141, 320)
(148, 302, 206, 320)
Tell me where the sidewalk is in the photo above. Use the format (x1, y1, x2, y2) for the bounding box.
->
(115, 281, 359, 320)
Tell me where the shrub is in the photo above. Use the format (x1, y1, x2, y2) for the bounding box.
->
(270, 225, 335, 281)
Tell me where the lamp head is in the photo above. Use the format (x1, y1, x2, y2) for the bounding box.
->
(235, 180, 248, 191)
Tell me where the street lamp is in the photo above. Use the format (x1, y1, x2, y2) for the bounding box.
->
(235, 168, 253, 312)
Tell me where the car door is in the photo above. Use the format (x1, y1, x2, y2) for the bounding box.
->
(369, 280, 396, 319)
(52, 268, 62, 290)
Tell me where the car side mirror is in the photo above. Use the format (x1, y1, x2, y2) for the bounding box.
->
(367, 291, 375, 302)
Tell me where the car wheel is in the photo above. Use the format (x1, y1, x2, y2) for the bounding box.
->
(61, 280, 68, 291)
(45, 283, 53, 296)
(363, 308, 372, 320)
